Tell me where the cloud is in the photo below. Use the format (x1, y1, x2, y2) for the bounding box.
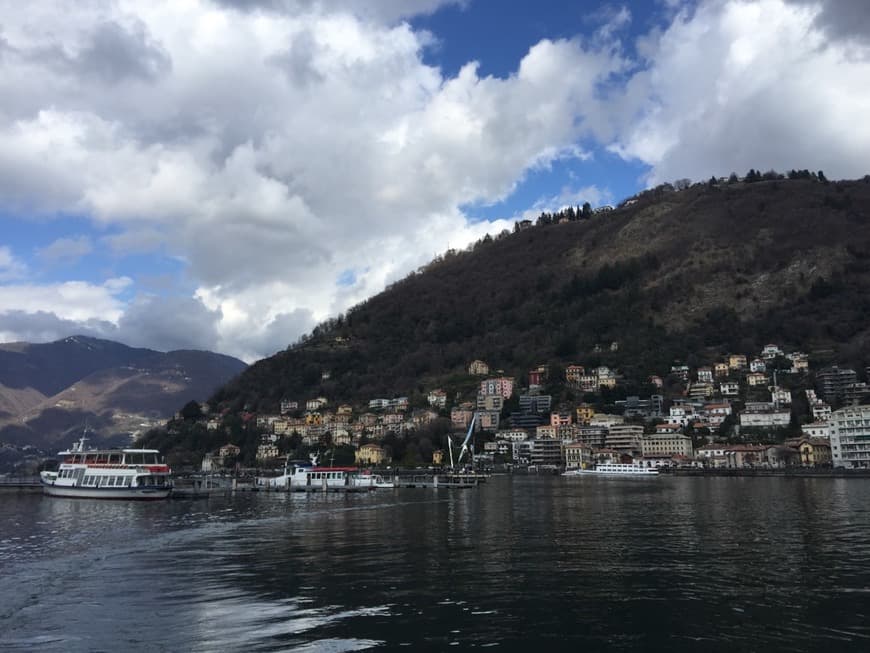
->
(116, 295, 223, 352)
(0, 247, 28, 281)
(36, 236, 93, 265)
(0, 1, 624, 361)
(0, 278, 131, 323)
(1, 0, 868, 362)
(611, 0, 870, 184)
(783, 0, 870, 46)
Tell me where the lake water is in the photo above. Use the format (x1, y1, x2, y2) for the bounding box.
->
(2, 475, 870, 652)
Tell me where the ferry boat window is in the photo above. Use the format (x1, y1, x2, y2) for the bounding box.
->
(126, 453, 145, 465)
(108, 454, 121, 464)
(146, 453, 159, 464)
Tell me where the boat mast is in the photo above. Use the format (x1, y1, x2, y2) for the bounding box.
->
(456, 412, 476, 468)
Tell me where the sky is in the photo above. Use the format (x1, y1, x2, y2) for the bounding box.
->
(1, 0, 869, 363)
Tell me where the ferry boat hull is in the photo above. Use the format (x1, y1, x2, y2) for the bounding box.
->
(41, 481, 172, 500)
(563, 464, 659, 477)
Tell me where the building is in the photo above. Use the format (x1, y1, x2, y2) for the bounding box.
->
(746, 372, 768, 387)
(749, 358, 767, 373)
(817, 366, 857, 404)
(786, 438, 832, 466)
(477, 394, 504, 411)
(641, 433, 694, 459)
(697, 367, 714, 383)
(477, 410, 501, 431)
(829, 405, 870, 468)
(575, 404, 596, 424)
(550, 411, 573, 427)
(536, 425, 558, 439)
(564, 443, 593, 470)
(615, 395, 663, 418)
(468, 360, 490, 375)
(480, 377, 514, 399)
(529, 438, 562, 467)
(518, 394, 552, 414)
(451, 405, 475, 430)
(802, 421, 830, 439)
(720, 382, 740, 397)
(739, 402, 790, 428)
(565, 365, 585, 385)
(762, 344, 784, 360)
(728, 354, 748, 370)
(605, 424, 643, 454)
(355, 444, 388, 466)
(714, 362, 730, 377)
(496, 429, 529, 442)
(576, 426, 607, 448)
(427, 389, 447, 408)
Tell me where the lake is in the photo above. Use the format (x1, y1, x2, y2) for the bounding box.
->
(2, 475, 870, 651)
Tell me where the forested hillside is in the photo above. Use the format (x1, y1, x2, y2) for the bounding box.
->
(210, 174, 870, 415)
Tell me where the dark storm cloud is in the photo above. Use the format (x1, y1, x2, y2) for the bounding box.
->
(116, 296, 222, 353)
(785, 0, 870, 44)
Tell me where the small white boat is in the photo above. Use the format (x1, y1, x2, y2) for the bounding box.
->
(257, 454, 375, 492)
(563, 464, 659, 477)
(40, 434, 172, 500)
(352, 470, 395, 489)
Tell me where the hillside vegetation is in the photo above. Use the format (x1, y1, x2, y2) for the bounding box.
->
(208, 175, 870, 417)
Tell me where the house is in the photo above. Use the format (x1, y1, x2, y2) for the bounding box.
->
(468, 359, 490, 375)
(306, 397, 328, 411)
(428, 389, 447, 408)
(702, 402, 732, 427)
(728, 354, 748, 370)
(565, 365, 586, 385)
(550, 411, 573, 427)
(256, 442, 280, 461)
(714, 362, 730, 377)
(368, 398, 390, 410)
(762, 344, 784, 360)
(589, 413, 624, 428)
(575, 404, 596, 424)
(432, 449, 444, 465)
(355, 444, 388, 466)
(528, 365, 548, 387)
(496, 429, 529, 442)
(771, 388, 792, 407)
(450, 405, 475, 430)
(746, 372, 768, 386)
(787, 438, 832, 466)
(536, 425, 558, 439)
(280, 399, 298, 414)
(649, 375, 664, 388)
(219, 443, 241, 458)
(563, 443, 593, 470)
(788, 352, 809, 373)
(749, 358, 766, 373)
(337, 404, 354, 416)
(670, 365, 690, 381)
(688, 383, 714, 400)
(697, 367, 714, 383)
(720, 382, 740, 397)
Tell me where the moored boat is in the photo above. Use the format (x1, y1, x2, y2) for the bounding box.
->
(39, 435, 173, 500)
(563, 464, 659, 477)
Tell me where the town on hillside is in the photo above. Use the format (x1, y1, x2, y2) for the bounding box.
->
(190, 342, 870, 474)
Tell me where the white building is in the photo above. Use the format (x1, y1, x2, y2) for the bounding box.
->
(830, 405, 870, 468)
(801, 421, 830, 439)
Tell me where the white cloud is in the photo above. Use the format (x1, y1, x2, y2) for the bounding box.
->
(1, 0, 868, 362)
(0, 0, 624, 361)
(0, 246, 28, 281)
(0, 278, 131, 323)
(611, 0, 870, 184)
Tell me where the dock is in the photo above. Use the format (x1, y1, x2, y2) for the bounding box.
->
(0, 476, 42, 493)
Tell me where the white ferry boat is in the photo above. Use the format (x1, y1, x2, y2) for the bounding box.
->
(563, 464, 659, 477)
(257, 455, 376, 492)
(39, 435, 173, 500)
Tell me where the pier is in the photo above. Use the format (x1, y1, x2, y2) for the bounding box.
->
(0, 476, 42, 492)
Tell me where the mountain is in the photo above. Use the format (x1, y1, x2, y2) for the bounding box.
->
(206, 174, 870, 418)
(0, 336, 246, 467)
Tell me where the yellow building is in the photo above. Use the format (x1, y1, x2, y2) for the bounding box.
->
(355, 443, 388, 466)
(575, 404, 595, 424)
(432, 449, 444, 466)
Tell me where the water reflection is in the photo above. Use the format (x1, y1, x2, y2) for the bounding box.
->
(2, 477, 870, 651)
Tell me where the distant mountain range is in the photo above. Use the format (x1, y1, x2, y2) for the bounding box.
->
(205, 175, 870, 419)
(0, 336, 246, 469)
